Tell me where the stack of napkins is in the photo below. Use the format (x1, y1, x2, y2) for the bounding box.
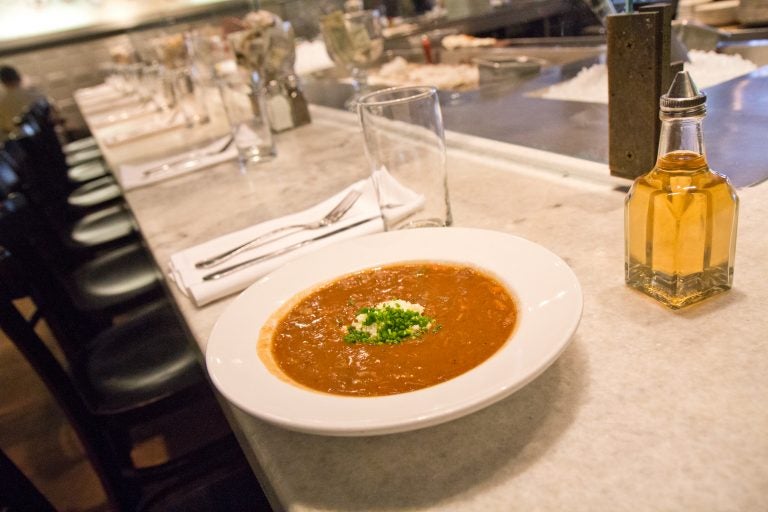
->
(168, 177, 423, 307)
(118, 136, 237, 190)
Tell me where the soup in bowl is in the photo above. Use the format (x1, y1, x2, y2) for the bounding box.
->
(258, 261, 518, 396)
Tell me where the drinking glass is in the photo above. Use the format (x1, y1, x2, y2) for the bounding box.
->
(218, 69, 276, 166)
(172, 67, 211, 126)
(187, 29, 233, 86)
(191, 29, 275, 166)
(147, 32, 212, 126)
(358, 86, 452, 230)
(140, 63, 175, 112)
(320, 9, 384, 110)
(108, 44, 136, 93)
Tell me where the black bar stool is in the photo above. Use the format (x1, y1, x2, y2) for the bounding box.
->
(0, 191, 160, 334)
(15, 103, 121, 217)
(1, 144, 136, 254)
(67, 174, 123, 211)
(66, 146, 102, 167)
(0, 246, 270, 512)
(6, 99, 137, 250)
(70, 203, 137, 248)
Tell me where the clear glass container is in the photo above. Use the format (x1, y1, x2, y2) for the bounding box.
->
(624, 72, 738, 309)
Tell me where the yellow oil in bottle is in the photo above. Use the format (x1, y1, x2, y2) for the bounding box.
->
(624, 71, 738, 309)
(625, 151, 738, 309)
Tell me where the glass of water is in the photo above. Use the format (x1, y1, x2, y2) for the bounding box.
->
(218, 68, 276, 166)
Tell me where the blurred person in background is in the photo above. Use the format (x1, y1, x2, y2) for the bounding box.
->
(0, 65, 45, 140)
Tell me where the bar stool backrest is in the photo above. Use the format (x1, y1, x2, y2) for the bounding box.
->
(0, 242, 270, 512)
(13, 100, 70, 223)
(0, 193, 99, 353)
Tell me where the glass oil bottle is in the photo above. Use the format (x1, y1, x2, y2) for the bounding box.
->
(624, 71, 738, 309)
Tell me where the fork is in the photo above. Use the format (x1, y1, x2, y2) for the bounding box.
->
(194, 188, 363, 269)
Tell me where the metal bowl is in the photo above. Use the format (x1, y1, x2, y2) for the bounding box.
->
(473, 55, 547, 85)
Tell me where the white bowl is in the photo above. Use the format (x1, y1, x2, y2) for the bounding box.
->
(206, 228, 583, 436)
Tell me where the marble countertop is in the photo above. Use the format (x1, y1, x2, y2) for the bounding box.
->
(89, 99, 768, 511)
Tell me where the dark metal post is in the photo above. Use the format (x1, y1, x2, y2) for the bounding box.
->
(607, 4, 675, 180)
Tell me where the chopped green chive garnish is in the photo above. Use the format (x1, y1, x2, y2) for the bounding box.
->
(343, 299, 435, 345)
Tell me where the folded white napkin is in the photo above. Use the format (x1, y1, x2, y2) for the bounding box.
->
(168, 177, 423, 307)
(89, 103, 158, 128)
(101, 111, 186, 147)
(76, 83, 115, 97)
(295, 39, 337, 76)
(80, 94, 142, 114)
(75, 84, 124, 104)
(118, 136, 237, 190)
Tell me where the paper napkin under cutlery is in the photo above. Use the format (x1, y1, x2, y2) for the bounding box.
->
(76, 83, 117, 99)
(75, 85, 126, 105)
(89, 103, 158, 128)
(118, 136, 237, 190)
(80, 94, 142, 114)
(168, 177, 423, 307)
(101, 112, 186, 147)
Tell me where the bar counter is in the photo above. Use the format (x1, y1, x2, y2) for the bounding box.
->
(305, 62, 768, 188)
(81, 95, 768, 510)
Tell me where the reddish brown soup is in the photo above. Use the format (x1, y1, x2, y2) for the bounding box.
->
(258, 262, 517, 397)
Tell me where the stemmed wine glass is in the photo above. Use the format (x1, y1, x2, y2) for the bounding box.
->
(320, 9, 384, 110)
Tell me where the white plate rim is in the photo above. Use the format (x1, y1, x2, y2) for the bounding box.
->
(205, 227, 583, 436)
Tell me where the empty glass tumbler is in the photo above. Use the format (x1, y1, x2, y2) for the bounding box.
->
(218, 69, 276, 166)
(358, 86, 452, 230)
(191, 30, 276, 166)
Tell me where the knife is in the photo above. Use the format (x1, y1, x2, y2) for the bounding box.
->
(202, 215, 381, 281)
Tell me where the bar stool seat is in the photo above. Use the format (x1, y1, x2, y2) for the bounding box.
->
(68, 175, 121, 209)
(63, 135, 97, 155)
(70, 204, 136, 248)
(82, 301, 204, 413)
(68, 159, 108, 184)
(66, 146, 102, 167)
(68, 241, 161, 312)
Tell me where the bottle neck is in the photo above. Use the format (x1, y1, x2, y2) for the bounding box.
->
(657, 114, 706, 159)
